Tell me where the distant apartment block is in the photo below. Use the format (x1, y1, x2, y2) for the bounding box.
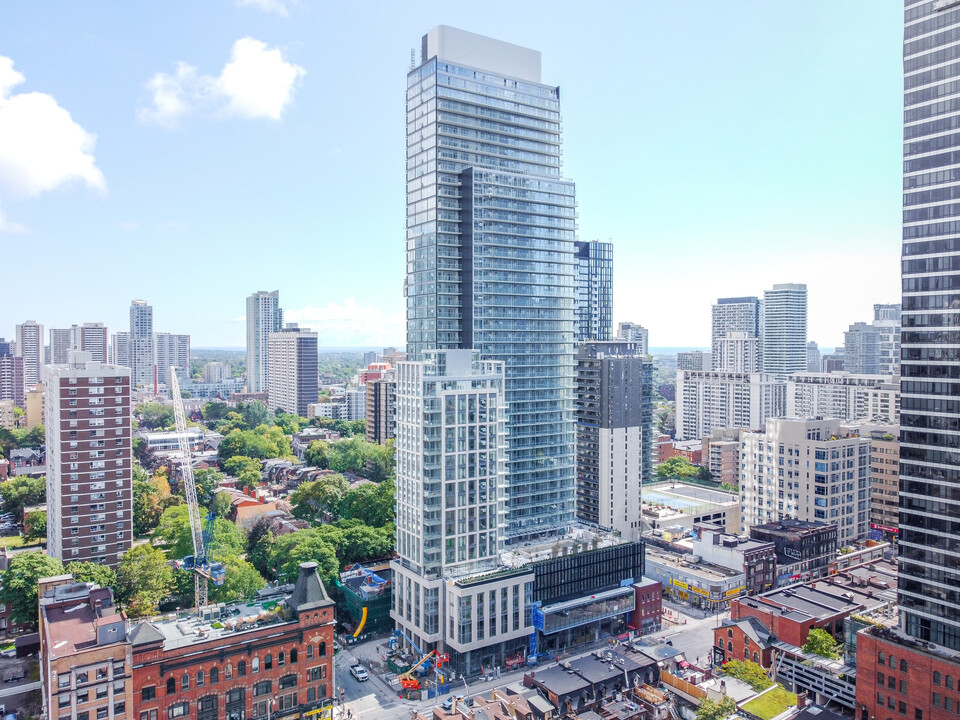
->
(617, 322, 649, 354)
(25, 382, 44, 429)
(711, 296, 762, 371)
(806, 341, 820, 372)
(129, 300, 154, 388)
(80, 323, 108, 363)
(675, 370, 785, 441)
(859, 422, 899, 543)
(820, 353, 844, 373)
(739, 417, 870, 544)
(714, 331, 760, 373)
(267, 326, 318, 417)
(365, 368, 396, 444)
(574, 240, 613, 342)
(0, 354, 24, 408)
(202, 361, 232, 383)
(110, 331, 130, 368)
(0, 400, 14, 430)
(246, 290, 282, 393)
(677, 350, 707, 371)
(843, 322, 879, 374)
(49, 327, 77, 365)
(786, 372, 899, 423)
(45, 351, 133, 567)
(154, 332, 190, 384)
(575, 341, 653, 539)
(703, 427, 746, 488)
(761, 283, 807, 381)
(16, 319, 44, 389)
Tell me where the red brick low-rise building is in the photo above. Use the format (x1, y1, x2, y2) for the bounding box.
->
(630, 577, 663, 636)
(713, 616, 775, 668)
(131, 562, 335, 720)
(856, 626, 960, 720)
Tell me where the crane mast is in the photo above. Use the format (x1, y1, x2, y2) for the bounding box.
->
(170, 367, 209, 610)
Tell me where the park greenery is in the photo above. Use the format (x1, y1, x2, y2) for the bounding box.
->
(0, 474, 45, 519)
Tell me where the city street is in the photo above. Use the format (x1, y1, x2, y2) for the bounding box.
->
(329, 601, 724, 719)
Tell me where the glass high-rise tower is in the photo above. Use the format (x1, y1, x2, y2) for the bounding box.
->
(574, 240, 613, 342)
(406, 26, 576, 540)
(900, 0, 960, 651)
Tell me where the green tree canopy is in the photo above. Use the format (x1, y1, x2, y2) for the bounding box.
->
(222, 455, 261, 477)
(273, 411, 303, 435)
(0, 552, 65, 628)
(209, 555, 267, 604)
(240, 401, 273, 431)
(304, 440, 329, 469)
(803, 627, 841, 660)
(116, 544, 173, 614)
(211, 490, 233, 519)
(23, 509, 45, 543)
(267, 529, 340, 588)
(218, 426, 290, 462)
(65, 561, 117, 591)
(202, 401, 231, 423)
(655, 455, 710, 481)
(155, 505, 245, 560)
(0, 474, 45, 519)
(289, 474, 349, 522)
(190, 468, 225, 506)
(696, 697, 737, 720)
(137, 402, 175, 430)
(339, 479, 395, 527)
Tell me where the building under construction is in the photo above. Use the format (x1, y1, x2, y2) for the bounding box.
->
(338, 562, 393, 636)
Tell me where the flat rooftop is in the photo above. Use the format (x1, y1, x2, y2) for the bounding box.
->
(136, 585, 297, 651)
(643, 482, 739, 512)
(644, 546, 742, 580)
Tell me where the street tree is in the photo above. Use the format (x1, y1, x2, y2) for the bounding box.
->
(0, 552, 65, 628)
(803, 628, 841, 660)
(116, 545, 173, 613)
(66, 561, 117, 591)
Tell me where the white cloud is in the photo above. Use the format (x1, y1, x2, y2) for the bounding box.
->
(138, 38, 305, 128)
(0, 204, 27, 234)
(0, 55, 106, 199)
(237, 0, 289, 16)
(284, 299, 405, 347)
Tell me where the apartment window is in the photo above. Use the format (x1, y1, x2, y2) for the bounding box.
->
(181, 673, 189, 691)
(142, 686, 156, 701)
(279, 674, 297, 690)
(139, 711, 158, 720)
(254, 680, 272, 697)
(308, 666, 326, 681)
(210, 667, 219, 684)
(264, 654, 273, 670)
(252, 657, 260, 673)
(237, 661, 246, 677)
(307, 645, 314, 659)
(168, 704, 189, 719)
(166, 677, 176, 695)
(196, 669, 204, 687)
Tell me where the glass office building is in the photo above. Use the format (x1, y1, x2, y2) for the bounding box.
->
(406, 26, 577, 539)
(900, 0, 960, 650)
(574, 240, 613, 343)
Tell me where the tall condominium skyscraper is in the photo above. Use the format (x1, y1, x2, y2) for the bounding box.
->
(266, 325, 318, 417)
(806, 340, 821, 372)
(900, 1, 960, 650)
(711, 297, 762, 372)
(0, 355, 24, 408)
(45, 351, 132, 568)
(129, 300, 154, 388)
(390, 350, 530, 668)
(246, 290, 282, 394)
(79, 323, 108, 363)
(405, 26, 576, 540)
(761, 284, 807, 381)
(617, 322, 649, 355)
(873, 303, 901, 376)
(574, 240, 613, 342)
(154, 332, 190, 384)
(575, 341, 652, 539)
(16, 320, 43, 389)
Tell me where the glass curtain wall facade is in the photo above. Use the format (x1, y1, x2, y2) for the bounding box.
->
(900, 0, 960, 651)
(574, 240, 613, 342)
(406, 28, 577, 540)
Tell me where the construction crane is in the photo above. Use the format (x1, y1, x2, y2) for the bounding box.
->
(170, 368, 225, 611)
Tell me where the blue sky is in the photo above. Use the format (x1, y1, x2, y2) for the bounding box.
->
(0, 1, 902, 349)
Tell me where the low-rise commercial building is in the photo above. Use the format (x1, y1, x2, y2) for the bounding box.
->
(749, 519, 838, 585)
(641, 482, 741, 534)
(644, 544, 746, 611)
(693, 522, 777, 596)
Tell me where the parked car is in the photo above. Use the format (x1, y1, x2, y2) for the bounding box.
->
(443, 697, 472, 710)
(350, 664, 369, 682)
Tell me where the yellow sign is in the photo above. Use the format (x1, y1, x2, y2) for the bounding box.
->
(725, 587, 744, 598)
(303, 708, 333, 719)
(671, 579, 688, 590)
(688, 586, 708, 597)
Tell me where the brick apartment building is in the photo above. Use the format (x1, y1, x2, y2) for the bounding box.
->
(41, 563, 336, 720)
(39, 575, 134, 720)
(856, 626, 960, 720)
(45, 351, 133, 568)
(130, 562, 335, 720)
